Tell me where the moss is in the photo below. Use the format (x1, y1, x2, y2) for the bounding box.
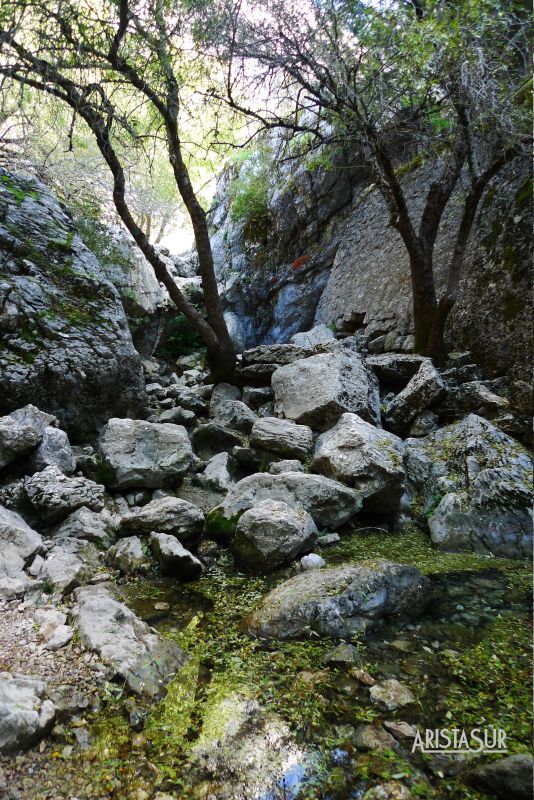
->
(515, 175, 532, 209)
(204, 508, 242, 542)
(394, 153, 425, 179)
(0, 174, 39, 205)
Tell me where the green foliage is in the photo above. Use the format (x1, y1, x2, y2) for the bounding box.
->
(228, 147, 273, 239)
(155, 313, 203, 360)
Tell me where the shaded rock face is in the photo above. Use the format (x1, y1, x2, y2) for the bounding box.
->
(72, 585, 188, 697)
(405, 414, 533, 558)
(272, 346, 380, 431)
(0, 169, 146, 439)
(206, 472, 361, 540)
(98, 418, 193, 489)
(246, 561, 432, 640)
(312, 414, 405, 513)
(149, 532, 204, 579)
(233, 499, 318, 573)
(316, 161, 531, 383)
(464, 754, 533, 800)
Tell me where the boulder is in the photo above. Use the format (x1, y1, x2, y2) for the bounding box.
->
(250, 417, 313, 461)
(385, 362, 446, 433)
(290, 324, 335, 349)
(406, 415, 533, 557)
(0, 674, 56, 754)
(191, 423, 244, 460)
(246, 561, 431, 640)
(312, 413, 405, 513)
(206, 472, 361, 540)
(72, 585, 188, 696)
(105, 537, 149, 575)
(438, 380, 510, 420)
(272, 347, 380, 431)
(242, 386, 274, 410)
(52, 506, 117, 546)
(98, 418, 193, 489)
(367, 354, 430, 387)
(233, 499, 318, 573)
(23, 466, 105, 523)
(149, 532, 204, 579)
(0, 170, 146, 439)
(269, 460, 304, 475)
(210, 383, 258, 433)
(0, 507, 42, 600)
(463, 754, 533, 800)
(120, 496, 204, 547)
(238, 344, 312, 382)
(369, 679, 416, 710)
(193, 452, 237, 493)
(40, 540, 99, 596)
(0, 405, 56, 469)
(27, 426, 75, 475)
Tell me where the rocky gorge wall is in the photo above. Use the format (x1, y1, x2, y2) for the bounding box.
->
(0, 170, 147, 439)
(210, 150, 531, 383)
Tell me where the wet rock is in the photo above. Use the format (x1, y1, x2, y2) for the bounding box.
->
(191, 423, 244, 460)
(312, 413, 405, 512)
(193, 452, 237, 493)
(463, 754, 533, 800)
(300, 553, 325, 571)
(0, 673, 56, 754)
(233, 499, 318, 573)
(363, 781, 412, 800)
(323, 643, 359, 666)
(120, 496, 204, 547)
(369, 679, 416, 710)
(353, 724, 397, 751)
(269, 459, 304, 474)
(105, 537, 149, 575)
(367, 354, 430, 387)
(98, 418, 193, 489)
(250, 417, 313, 460)
(0, 405, 57, 469)
(52, 506, 117, 547)
(23, 466, 105, 524)
(149, 532, 204, 580)
(290, 324, 335, 349)
(206, 472, 361, 540)
(72, 584, 188, 697)
(272, 347, 380, 431)
(28, 426, 75, 475)
(247, 561, 431, 640)
(406, 415, 533, 558)
(190, 692, 309, 799)
(385, 361, 446, 433)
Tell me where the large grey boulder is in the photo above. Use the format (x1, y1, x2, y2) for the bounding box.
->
(206, 472, 361, 540)
(39, 539, 100, 597)
(28, 426, 75, 475)
(272, 347, 380, 431)
(52, 506, 117, 546)
(233, 499, 318, 573)
(98, 418, 193, 489)
(464, 754, 533, 800)
(0, 405, 56, 469)
(149, 532, 204, 580)
(0, 507, 42, 600)
(312, 413, 405, 513)
(120, 496, 204, 547)
(23, 466, 105, 523)
(290, 324, 335, 349)
(210, 383, 258, 433)
(0, 170, 146, 439)
(406, 414, 532, 557)
(105, 536, 149, 575)
(247, 561, 432, 640)
(0, 674, 56, 754)
(250, 417, 313, 461)
(72, 585, 188, 696)
(367, 354, 430, 387)
(385, 361, 446, 433)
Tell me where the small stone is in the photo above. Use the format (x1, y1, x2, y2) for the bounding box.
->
(383, 720, 418, 739)
(300, 553, 326, 571)
(317, 533, 340, 547)
(369, 679, 416, 710)
(45, 625, 73, 651)
(323, 643, 359, 667)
